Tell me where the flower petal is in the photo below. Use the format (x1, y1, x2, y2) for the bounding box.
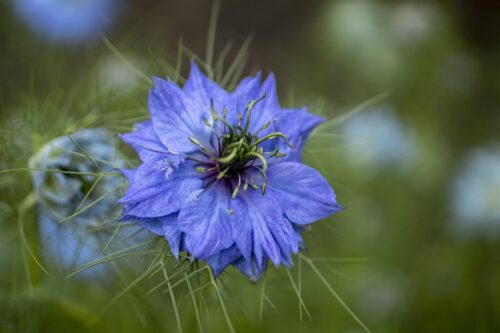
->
(120, 168, 136, 183)
(275, 107, 324, 161)
(130, 217, 163, 235)
(228, 71, 262, 125)
(231, 72, 262, 101)
(160, 214, 183, 258)
(234, 256, 267, 283)
(149, 77, 211, 154)
(259, 73, 280, 110)
(276, 107, 324, 139)
(178, 185, 234, 259)
(38, 210, 102, 274)
(183, 60, 229, 113)
(121, 214, 184, 258)
(119, 160, 202, 218)
(249, 73, 281, 133)
(206, 245, 241, 277)
(292, 223, 306, 250)
(230, 72, 280, 133)
(230, 189, 298, 267)
(266, 162, 342, 224)
(119, 120, 168, 162)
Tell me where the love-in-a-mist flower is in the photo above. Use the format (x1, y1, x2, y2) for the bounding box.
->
(119, 61, 341, 281)
(30, 129, 125, 274)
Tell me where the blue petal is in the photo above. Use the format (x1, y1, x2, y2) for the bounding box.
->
(229, 71, 262, 125)
(119, 160, 202, 218)
(249, 73, 281, 133)
(120, 120, 168, 162)
(234, 256, 268, 283)
(275, 107, 324, 161)
(231, 72, 262, 100)
(229, 72, 282, 135)
(183, 60, 229, 114)
(38, 209, 104, 276)
(276, 107, 324, 139)
(160, 214, 183, 258)
(206, 245, 241, 277)
(230, 189, 298, 267)
(121, 214, 183, 258)
(260, 73, 280, 110)
(266, 162, 342, 224)
(134, 218, 164, 235)
(178, 185, 234, 259)
(149, 77, 211, 154)
(292, 223, 306, 250)
(120, 168, 136, 183)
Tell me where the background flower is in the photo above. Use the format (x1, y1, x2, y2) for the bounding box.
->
(29, 129, 128, 274)
(451, 147, 500, 236)
(11, 0, 120, 44)
(341, 106, 416, 172)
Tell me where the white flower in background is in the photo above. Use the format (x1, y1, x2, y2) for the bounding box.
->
(390, 2, 437, 46)
(341, 106, 416, 172)
(451, 148, 500, 235)
(355, 272, 406, 323)
(320, 0, 400, 85)
(319, 0, 443, 85)
(98, 55, 144, 92)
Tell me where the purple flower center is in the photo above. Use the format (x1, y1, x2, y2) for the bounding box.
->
(186, 95, 292, 198)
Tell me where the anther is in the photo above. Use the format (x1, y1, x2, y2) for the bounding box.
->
(210, 99, 219, 121)
(260, 121, 271, 132)
(203, 117, 211, 128)
(216, 168, 229, 180)
(188, 136, 212, 154)
(261, 181, 267, 195)
(232, 174, 242, 199)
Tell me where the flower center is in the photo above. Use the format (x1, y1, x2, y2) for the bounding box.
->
(188, 95, 292, 198)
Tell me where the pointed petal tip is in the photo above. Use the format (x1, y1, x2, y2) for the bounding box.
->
(151, 75, 165, 87)
(119, 168, 136, 183)
(188, 58, 202, 72)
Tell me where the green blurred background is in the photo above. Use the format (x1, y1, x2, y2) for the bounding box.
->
(1, 0, 500, 332)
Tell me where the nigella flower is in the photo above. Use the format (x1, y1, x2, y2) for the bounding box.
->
(119, 61, 341, 281)
(30, 129, 125, 274)
(11, 0, 119, 44)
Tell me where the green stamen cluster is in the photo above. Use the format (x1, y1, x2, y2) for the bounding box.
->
(189, 95, 292, 198)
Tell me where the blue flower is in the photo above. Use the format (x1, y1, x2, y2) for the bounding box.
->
(12, 0, 119, 44)
(119, 61, 341, 281)
(30, 129, 126, 274)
